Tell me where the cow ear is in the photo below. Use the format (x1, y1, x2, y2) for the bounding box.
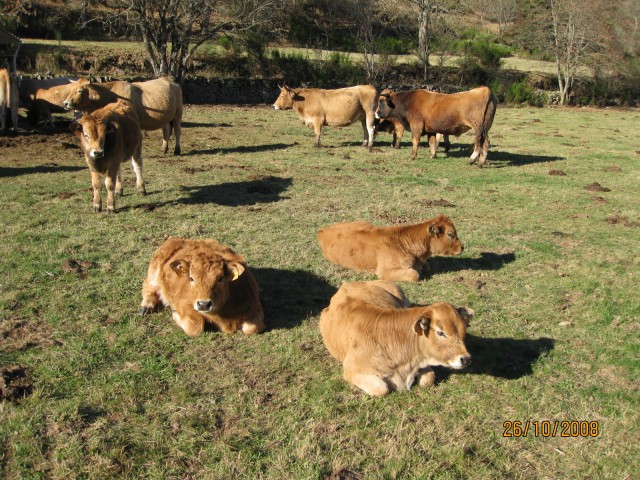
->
(429, 224, 442, 236)
(169, 260, 189, 277)
(225, 261, 245, 281)
(106, 121, 116, 133)
(457, 307, 474, 326)
(387, 97, 395, 109)
(88, 86, 100, 101)
(69, 121, 82, 135)
(413, 316, 430, 337)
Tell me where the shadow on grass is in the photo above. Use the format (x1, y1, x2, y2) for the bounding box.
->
(435, 335, 555, 381)
(181, 121, 232, 128)
(487, 150, 565, 167)
(184, 143, 295, 156)
(252, 267, 337, 330)
(429, 252, 516, 275)
(145, 176, 293, 208)
(0, 164, 84, 177)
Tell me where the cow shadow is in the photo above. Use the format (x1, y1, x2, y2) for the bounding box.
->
(429, 251, 516, 275)
(0, 165, 84, 178)
(151, 176, 293, 208)
(434, 335, 555, 381)
(181, 121, 232, 128)
(252, 267, 337, 330)
(427, 147, 564, 167)
(184, 143, 295, 156)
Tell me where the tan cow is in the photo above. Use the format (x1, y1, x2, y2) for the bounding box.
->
(139, 238, 265, 336)
(375, 117, 449, 153)
(28, 83, 79, 127)
(62, 77, 183, 155)
(273, 84, 378, 150)
(320, 280, 473, 396)
(0, 67, 18, 133)
(375, 87, 497, 167)
(317, 215, 463, 282)
(70, 100, 145, 213)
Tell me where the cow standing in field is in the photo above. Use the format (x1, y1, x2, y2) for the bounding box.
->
(375, 87, 497, 167)
(70, 100, 146, 213)
(272, 84, 378, 151)
(0, 67, 18, 133)
(320, 280, 474, 396)
(317, 215, 463, 282)
(62, 77, 183, 155)
(139, 238, 265, 336)
(28, 82, 79, 127)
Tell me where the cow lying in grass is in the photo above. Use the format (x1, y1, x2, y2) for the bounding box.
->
(70, 100, 145, 213)
(139, 238, 265, 336)
(320, 280, 473, 396)
(317, 215, 463, 282)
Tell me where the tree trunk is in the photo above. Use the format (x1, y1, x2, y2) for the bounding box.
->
(417, 1, 430, 82)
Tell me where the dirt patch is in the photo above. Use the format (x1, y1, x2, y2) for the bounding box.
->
(549, 170, 566, 176)
(584, 182, 611, 192)
(606, 215, 640, 228)
(183, 165, 213, 174)
(61, 259, 98, 278)
(603, 166, 622, 173)
(56, 191, 76, 199)
(0, 319, 61, 352)
(136, 204, 156, 212)
(592, 196, 608, 204)
(531, 119, 541, 123)
(325, 469, 362, 480)
(418, 198, 456, 207)
(377, 212, 410, 224)
(0, 365, 33, 403)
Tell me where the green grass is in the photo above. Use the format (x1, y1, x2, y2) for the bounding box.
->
(1, 104, 639, 479)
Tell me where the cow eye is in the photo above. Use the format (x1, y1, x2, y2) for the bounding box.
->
(437, 330, 446, 338)
(447, 232, 456, 239)
(217, 276, 224, 283)
(188, 276, 194, 282)
(84, 134, 90, 140)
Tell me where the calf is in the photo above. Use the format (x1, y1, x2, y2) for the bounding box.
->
(273, 84, 378, 150)
(139, 238, 265, 336)
(375, 117, 450, 153)
(320, 280, 473, 396)
(70, 101, 145, 213)
(317, 215, 463, 282)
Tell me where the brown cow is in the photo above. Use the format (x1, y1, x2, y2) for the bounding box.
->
(375, 87, 497, 167)
(320, 280, 473, 396)
(28, 83, 79, 127)
(0, 67, 18, 133)
(62, 77, 183, 155)
(70, 101, 145, 213)
(273, 84, 378, 150)
(139, 238, 265, 336)
(317, 215, 463, 282)
(375, 117, 450, 153)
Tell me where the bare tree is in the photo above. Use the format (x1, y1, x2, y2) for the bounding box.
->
(105, 0, 275, 83)
(348, 0, 379, 82)
(0, 0, 31, 25)
(549, 0, 599, 105)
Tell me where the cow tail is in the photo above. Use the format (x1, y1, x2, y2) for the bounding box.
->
(480, 89, 497, 147)
(168, 120, 174, 138)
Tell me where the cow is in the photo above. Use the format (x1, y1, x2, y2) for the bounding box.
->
(375, 87, 497, 167)
(320, 280, 474, 396)
(62, 77, 183, 155)
(28, 83, 79, 127)
(272, 84, 378, 151)
(317, 215, 463, 282)
(139, 238, 265, 336)
(69, 100, 145, 213)
(0, 67, 18, 133)
(18, 76, 78, 109)
(375, 117, 450, 153)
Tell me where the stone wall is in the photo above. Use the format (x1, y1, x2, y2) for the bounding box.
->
(182, 77, 282, 105)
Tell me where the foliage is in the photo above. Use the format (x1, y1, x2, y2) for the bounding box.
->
(491, 79, 546, 106)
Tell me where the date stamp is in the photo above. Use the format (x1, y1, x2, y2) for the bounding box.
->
(503, 421, 600, 438)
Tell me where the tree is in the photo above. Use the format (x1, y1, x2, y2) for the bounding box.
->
(106, 0, 276, 83)
(549, 0, 599, 105)
(406, 0, 443, 82)
(0, 0, 31, 26)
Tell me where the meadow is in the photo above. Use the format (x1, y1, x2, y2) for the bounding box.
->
(1, 103, 639, 479)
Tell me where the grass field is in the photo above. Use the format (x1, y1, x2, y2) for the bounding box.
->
(1, 103, 639, 479)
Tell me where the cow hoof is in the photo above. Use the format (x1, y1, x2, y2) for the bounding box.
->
(93, 205, 101, 213)
(139, 306, 154, 316)
(174, 147, 181, 155)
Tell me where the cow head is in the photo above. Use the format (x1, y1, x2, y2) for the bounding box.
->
(70, 114, 114, 160)
(375, 89, 395, 120)
(63, 78, 98, 111)
(273, 85, 296, 110)
(426, 215, 464, 256)
(413, 302, 473, 369)
(170, 254, 245, 313)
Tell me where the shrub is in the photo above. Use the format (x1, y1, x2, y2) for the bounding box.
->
(503, 80, 545, 107)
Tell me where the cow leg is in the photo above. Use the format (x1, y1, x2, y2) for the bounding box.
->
(478, 135, 490, 168)
(469, 128, 481, 164)
(410, 128, 421, 160)
(343, 356, 390, 396)
(360, 118, 369, 148)
(416, 367, 436, 387)
(364, 114, 376, 151)
(161, 124, 170, 155)
(393, 123, 404, 149)
(242, 313, 266, 335)
(104, 168, 119, 213)
(115, 167, 124, 197)
(173, 119, 182, 156)
(428, 134, 438, 159)
(172, 310, 205, 337)
(313, 122, 322, 148)
(1, 107, 6, 132)
(131, 149, 146, 195)
(89, 170, 103, 213)
(139, 277, 161, 315)
(443, 134, 451, 153)
(377, 264, 421, 282)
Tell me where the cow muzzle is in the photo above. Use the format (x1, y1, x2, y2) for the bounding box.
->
(195, 300, 213, 312)
(273, 104, 279, 110)
(63, 101, 74, 111)
(451, 354, 472, 369)
(89, 149, 104, 159)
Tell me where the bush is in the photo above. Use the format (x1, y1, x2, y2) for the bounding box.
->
(502, 80, 545, 107)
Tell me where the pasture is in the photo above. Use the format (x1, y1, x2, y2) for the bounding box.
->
(1, 103, 639, 479)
